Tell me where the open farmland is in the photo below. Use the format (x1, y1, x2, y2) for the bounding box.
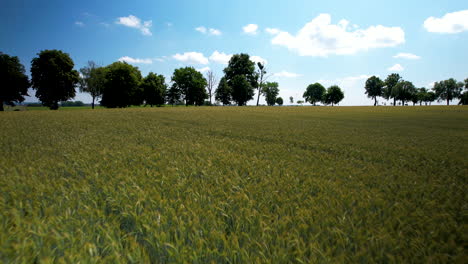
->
(0, 106, 466, 263)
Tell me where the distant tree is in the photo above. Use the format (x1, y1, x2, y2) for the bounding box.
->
(459, 78, 468, 105)
(31, 50, 79, 110)
(205, 70, 217, 105)
(303, 83, 325, 106)
(433, 78, 462, 105)
(79, 61, 106, 109)
(276, 97, 283, 106)
(323, 85, 344, 106)
(171, 67, 207, 106)
(393, 81, 415, 106)
(255, 62, 267, 106)
(60, 101, 85, 107)
(166, 85, 181, 106)
(364, 76, 384, 106)
(383, 73, 402, 106)
(289, 96, 294, 104)
(142, 72, 166, 107)
(426, 91, 437, 105)
(215, 77, 232, 105)
(297, 100, 304, 105)
(416, 88, 428, 106)
(223, 53, 257, 106)
(100, 61, 143, 108)
(0, 52, 29, 111)
(262, 82, 279, 106)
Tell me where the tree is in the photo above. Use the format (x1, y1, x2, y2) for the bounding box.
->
(171, 67, 207, 106)
(205, 70, 217, 105)
(142, 72, 167, 107)
(459, 78, 468, 105)
(426, 91, 437, 105)
(100, 61, 143, 108)
(289, 96, 294, 104)
(31, 50, 79, 110)
(255, 62, 267, 106)
(364, 76, 384, 106)
(432, 78, 462, 105)
(262, 82, 279, 106)
(323, 85, 344, 106)
(166, 85, 181, 106)
(392, 81, 415, 106)
(79, 61, 105, 109)
(0, 52, 29, 111)
(276, 97, 283, 106)
(223, 53, 257, 106)
(303, 83, 326, 106)
(383, 73, 401, 106)
(215, 77, 232, 105)
(416, 88, 428, 106)
(297, 100, 304, 105)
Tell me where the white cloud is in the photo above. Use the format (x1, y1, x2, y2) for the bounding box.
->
(116, 15, 152, 36)
(387, 64, 404, 72)
(265, 28, 280, 35)
(173, 52, 209, 65)
(196, 67, 211, 73)
(209, 28, 222, 36)
(118, 56, 152, 64)
(250, 56, 267, 65)
(75, 21, 84, 27)
(424, 10, 468, 33)
(270, 13, 405, 57)
(209, 51, 232, 64)
(393, 53, 421, 60)
(196, 26, 222, 36)
(243, 24, 258, 35)
(273, 71, 302, 78)
(195, 26, 207, 33)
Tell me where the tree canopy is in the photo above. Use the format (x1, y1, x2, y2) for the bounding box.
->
(100, 61, 143, 108)
(171, 67, 207, 106)
(223, 53, 257, 106)
(276, 97, 283, 106)
(383, 73, 402, 106)
(142, 72, 167, 107)
(433, 78, 462, 105)
(262, 82, 279, 106)
(215, 77, 232, 105)
(30, 50, 79, 110)
(79, 61, 105, 109)
(0, 52, 30, 111)
(393, 80, 416, 105)
(364, 76, 384, 106)
(323, 85, 344, 106)
(303, 83, 325, 106)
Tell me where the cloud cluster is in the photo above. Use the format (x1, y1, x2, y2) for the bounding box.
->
(273, 71, 302, 78)
(387, 64, 404, 72)
(269, 14, 405, 57)
(393, 53, 420, 60)
(173, 52, 209, 65)
(116, 15, 152, 36)
(195, 26, 222, 36)
(424, 10, 468, 33)
(209, 51, 232, 64)
(118, 56, 152, 64)
(243, 24, 258, 35)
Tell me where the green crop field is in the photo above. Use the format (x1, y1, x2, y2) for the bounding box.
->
(0, 106, 466, 263)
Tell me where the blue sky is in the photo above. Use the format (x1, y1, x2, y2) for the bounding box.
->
(1, 0, 467, 105)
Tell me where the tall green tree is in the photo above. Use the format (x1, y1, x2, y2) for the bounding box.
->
(142, 72, 167, 107)
(31, 50, 79, 110)
(166, 85, 181, 106)
(392, 80, 415, 106)
(0, 52, 29, 111)
(100, 61, 143, 108)
(323, 85, 344, 106)
(416, 88, 428, 106)
(364, 76, 384, 106)
(303, 83, 325, 106)
(255, 62, 267, 106)
(383, 73, 401, 106)
(458, 78, 468, 105)
(171, 67, 207, 106)
(426, 91, 437, 105)
(223, 53, 257, 106)
(262, 82, 279, 106)
(79, 61, 106, 109)
(433, 78, 463, 105)
(215, 77, 232, 105)
(276, 97, 283, 106)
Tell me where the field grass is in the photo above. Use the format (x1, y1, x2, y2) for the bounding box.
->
(0, 106, 466, 263)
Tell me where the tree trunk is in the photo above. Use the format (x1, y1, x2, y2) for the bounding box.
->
(91, 96, 95, 109)
(374, 97, 377, 106)
(0, 102, 4, 111)
(209, 91, 212, 105)
(447, 98, 449, 105)
(256, 86, 261, 106)
(393, 98, 396, 106)
(420, 102, 422, 106)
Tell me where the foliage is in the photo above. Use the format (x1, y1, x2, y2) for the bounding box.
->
(30, 50, 79, 110)
(171, 67, 207, 106)
(275, 97, 283, 106)
(433, 78, 463, 105)
(79, 61, 105, 109)
(215, 77, 232, 105)
(255, 62, 267, 106)
(323, 85, 344, 106)
(0, 52, 30, 111)
(383, 73, 402, 106)
(0, 106, 466, 263)
(142, 72, 166, 107)
(289, 96, 294, 104)
(364, 76, 384, 106)
(392, 81, 416, 105)
(60, 101, 85, 107)
(100, 62, 143, 108)
(303, 83, 326, 106)
(262, 82, 279, 106)
(223, 53, 257, 106)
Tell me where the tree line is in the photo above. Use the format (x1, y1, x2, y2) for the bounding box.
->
(2, 50, 466, 110)
(364, 74, 468, 106)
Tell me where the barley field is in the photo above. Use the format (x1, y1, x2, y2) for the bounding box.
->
(0, 106, 466, 263)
